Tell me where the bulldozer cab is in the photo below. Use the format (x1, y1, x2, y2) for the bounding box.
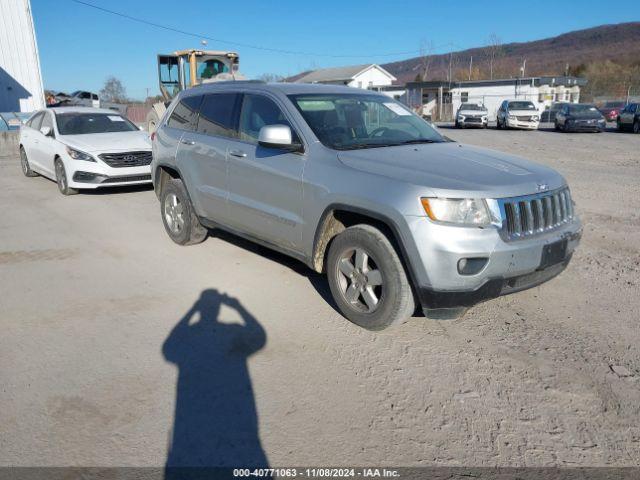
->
(157, 49, 240, 101)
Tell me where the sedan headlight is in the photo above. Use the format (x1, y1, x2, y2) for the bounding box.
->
(421, 198, 494, 226)
(458, 115, 465, 121)
(508, 114, 516, 119)
(532, 115, 539, 121)
(65, 146, 95, 162)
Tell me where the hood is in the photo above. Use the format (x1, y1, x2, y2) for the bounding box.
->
(59, 130, 151, 153)
(508, 109, 539, 117)
(337, 142, 565, 198)
(569, 111, 603, 120)
(458, 109, 487, 116)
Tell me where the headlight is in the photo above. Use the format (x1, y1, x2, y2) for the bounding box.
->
(508, 114, 516, 119)
(458, 115, 465, 121)
(532, 115, 539, 121)
(421, 198, 494, 226)
(65, 146, 95, 162)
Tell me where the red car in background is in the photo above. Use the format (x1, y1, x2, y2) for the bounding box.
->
(598, 101, 626, 122)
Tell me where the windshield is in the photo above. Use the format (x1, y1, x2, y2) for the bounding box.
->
(288, 93, 444, 150)
(509, 101, 536, 110)
(568, 104, 601, 115)
(460, 103, 485, 111)
(56, 113, 139, 135)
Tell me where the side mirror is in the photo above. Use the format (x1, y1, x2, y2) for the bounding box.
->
(258, 125, 301, 151)
(40, 126, 52, 137)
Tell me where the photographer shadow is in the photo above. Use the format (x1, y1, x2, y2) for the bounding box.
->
(163, 289, 268, 477)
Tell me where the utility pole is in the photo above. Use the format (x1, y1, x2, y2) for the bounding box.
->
(627, 85, 632, 104)
(448, 51, 453, 87)
(468, 56, 473, 81)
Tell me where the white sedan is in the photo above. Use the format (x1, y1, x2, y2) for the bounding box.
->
(19, 107, 152, 195)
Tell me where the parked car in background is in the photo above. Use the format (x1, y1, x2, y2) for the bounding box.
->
(151, 82, 581, 330)
(69, 90, 100, 108)
(599, 101, 626, 122)
(496, 100, 540, 130)
(540, 102, 569, 122)
(616, 103, 640, 133)
(554, 104, 606, 132)
(455, 103, 488, 128)
(19, 107, 152, 195)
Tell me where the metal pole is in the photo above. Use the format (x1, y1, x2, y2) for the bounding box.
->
(469, 56, 473, 81)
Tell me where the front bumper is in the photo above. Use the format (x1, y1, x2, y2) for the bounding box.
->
(506, 118, 539, 130)
(565, 121, 605, 132)
(457, 117, 487, 128)
(66, 156, 152, 189)
(405, 214, 582, 309)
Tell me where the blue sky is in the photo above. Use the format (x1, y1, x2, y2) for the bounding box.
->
(32, 0, 639, 100)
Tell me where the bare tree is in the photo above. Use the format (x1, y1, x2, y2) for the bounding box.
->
(257, 73, 285, 83)
(100, 76, 128, 103)
(414, 40, 434, 82)
(485, 33, 504, 80)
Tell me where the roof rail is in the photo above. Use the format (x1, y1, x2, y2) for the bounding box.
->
(191, 80, 266, 89)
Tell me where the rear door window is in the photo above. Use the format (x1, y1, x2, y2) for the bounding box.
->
(167, 95, 203, 131)
(41, 112, 54, 134)
(196, 93, 239, 138)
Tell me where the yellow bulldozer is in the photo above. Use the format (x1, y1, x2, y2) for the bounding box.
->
(146, 49, 243, 132)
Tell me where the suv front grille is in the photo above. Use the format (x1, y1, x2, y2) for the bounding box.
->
(500, 188, 573, 241)
(98, 151, 152, 168)
(516, 115, 534, 121)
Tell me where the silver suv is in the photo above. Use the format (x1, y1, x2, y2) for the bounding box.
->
(151, 82, 582, 330)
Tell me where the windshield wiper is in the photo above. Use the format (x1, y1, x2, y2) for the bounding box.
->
(396, 139, 441, 145)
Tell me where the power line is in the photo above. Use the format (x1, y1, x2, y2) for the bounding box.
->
(70, 0, 460, 59)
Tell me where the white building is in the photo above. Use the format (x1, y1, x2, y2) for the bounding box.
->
(450, 76, 585, 121)
(293, 64, 396, 90)
(0, 0, 45, 112)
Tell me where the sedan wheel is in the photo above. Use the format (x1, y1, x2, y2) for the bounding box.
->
(55, 159, 78, 195)
(20, 147, 38, 177)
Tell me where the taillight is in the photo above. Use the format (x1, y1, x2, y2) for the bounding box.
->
(150, 131, 156, 141)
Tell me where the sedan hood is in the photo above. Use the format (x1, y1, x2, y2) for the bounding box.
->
(60, 131, 151, 153)
(509, 109, 540, 117)
(337, 142, 565, 198)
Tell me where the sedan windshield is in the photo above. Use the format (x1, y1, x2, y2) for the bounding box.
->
(460, 103, 485, 111)
(289, 93, 444, 150)
(509, 101, 536, 110)
(56, 113, 139, 135)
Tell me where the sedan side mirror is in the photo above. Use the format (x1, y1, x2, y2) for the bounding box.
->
(40, 126, 52, 137)
(258, 125, 302, 152)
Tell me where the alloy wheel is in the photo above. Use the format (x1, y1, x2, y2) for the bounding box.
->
(56, 161, 66, 191)
(20, 149, 29, 175)
(164, 192, 185, 235)
(335, 247, 384, 313)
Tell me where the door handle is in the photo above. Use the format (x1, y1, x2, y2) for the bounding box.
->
(180, 139, 195, 145)
(229, 150, 247, 158)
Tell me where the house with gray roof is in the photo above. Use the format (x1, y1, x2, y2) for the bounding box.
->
(292, 64, 396, 90)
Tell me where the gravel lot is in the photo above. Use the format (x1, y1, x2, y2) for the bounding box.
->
(1, 125, 639, 468)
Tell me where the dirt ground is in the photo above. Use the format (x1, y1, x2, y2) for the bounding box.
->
(0, 125, 639, 468)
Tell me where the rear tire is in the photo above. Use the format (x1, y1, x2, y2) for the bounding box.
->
(20, 146, 38, 177)
(161, 178, 207, 245)
(326, 224, 415, 331)
(54, 158, 78, 195)
(634, 120, 640, 134)
(617, 119, 623, 132)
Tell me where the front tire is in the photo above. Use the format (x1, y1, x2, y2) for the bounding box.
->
(634, 120, 640, 134)
(55, 158, 78, 195)
(20, 147, 38, 177)
(161, 178, 207, 245)
(327, 224, 415, 330)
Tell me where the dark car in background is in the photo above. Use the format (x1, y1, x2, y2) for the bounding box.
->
(554, 104, 606, 132)
(599, 101, 626, 122)
(616, 103, 640, 133)
(541, 102, 569, 122)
